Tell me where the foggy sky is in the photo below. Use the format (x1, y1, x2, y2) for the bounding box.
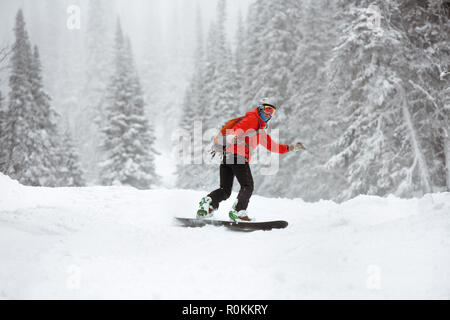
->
(0, 0, 252, 88)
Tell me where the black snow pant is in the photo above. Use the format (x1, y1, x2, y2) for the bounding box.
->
(208, 153, 254, 212)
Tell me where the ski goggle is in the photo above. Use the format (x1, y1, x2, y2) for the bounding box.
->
(262, 105, 276, 116)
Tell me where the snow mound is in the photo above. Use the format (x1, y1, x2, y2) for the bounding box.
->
(0, 177, 449, 299)
(0, 173, 22, 190)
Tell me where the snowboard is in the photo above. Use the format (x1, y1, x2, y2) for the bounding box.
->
(175, 217, 288, 231)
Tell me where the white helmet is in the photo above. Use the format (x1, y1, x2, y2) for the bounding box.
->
(259, 97, 278, 109)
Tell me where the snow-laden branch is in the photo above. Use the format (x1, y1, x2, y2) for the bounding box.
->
(0, 43, 12, 74)
(408, 79, 448, 130)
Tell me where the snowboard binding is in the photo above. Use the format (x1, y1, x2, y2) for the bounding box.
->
(197, 196, 215, 219)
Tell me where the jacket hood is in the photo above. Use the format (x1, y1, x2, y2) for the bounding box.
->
(250, 107, 267, 128)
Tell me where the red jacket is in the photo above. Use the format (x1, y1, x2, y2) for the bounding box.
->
(224, 108, 290, 162)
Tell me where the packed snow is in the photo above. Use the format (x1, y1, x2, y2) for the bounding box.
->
(0, 173, 449, 299)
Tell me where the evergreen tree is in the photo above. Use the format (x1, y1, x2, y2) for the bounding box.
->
(0, 10, 32, 177)
(79, 0, 115, 183)
(242, 0, 300, 107)
(175, 87, 199, 189)
(207, 0, 240, 122)
(1, 11, 54, 185)
(29, 45, 62, 186)
(100, 20, 159, 189)
(30, 46, 55, 135)
(326, 0, 447, 199)
(57, 129, 85, 187)
(399, 0, 450, 192)
(176, 7, 206, 189)
(31, 46, 86, 187)
(241, 0, 263, 106)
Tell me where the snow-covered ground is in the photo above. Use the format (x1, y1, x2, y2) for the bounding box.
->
(154, 151, 176, 188)
(0, 173, 449, 299)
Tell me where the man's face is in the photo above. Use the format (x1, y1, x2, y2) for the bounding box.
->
(262, 105, 276, 118)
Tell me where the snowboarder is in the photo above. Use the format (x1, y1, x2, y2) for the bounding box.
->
(197, 98, 306, 221)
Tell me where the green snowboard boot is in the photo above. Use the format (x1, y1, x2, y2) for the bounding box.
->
(197, 196, 215, 218)
(228, 201, 251, 222)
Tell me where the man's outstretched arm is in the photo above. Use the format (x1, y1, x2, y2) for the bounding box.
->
(260, 130, 307, 153)
(259, 130, 290, 154)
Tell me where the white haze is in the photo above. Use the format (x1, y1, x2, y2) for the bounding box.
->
(0, 0, 252, 186)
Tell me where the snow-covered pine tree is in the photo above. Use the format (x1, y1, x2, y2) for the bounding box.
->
(0, 10, 61, 186)
(124, 36, 160, 188)
(327, 1, 400, 200)
(218, 0, 239, 107)
(203, 0, 240, 124)
(200, 22, 219, 129)
(28, 45, 63, 186)
(0, 10, 33, 178)
(30, 46, 55, 134)
(175, 87, 201, 189)
(79, 0, 115, 183)
(240, 0, 263, 107)
(100, 20, 159, 189)
(30, 45, 85, 188)
(398, 0, 450, 192)
(241, 0, 300, 107)
(326, 0, 445, 200)
(57, 129, 85, 187)
(175, 7, 206, 189)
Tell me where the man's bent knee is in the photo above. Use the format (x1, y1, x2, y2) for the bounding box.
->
(221, 187, 232, 200)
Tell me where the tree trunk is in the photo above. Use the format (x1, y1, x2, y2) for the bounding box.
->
(444, 132, 450, 191)
(398, 84, 433, 193)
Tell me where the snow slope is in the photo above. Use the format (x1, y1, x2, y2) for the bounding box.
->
(0, 173, 449, 299)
